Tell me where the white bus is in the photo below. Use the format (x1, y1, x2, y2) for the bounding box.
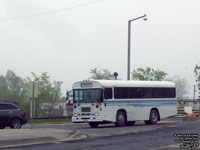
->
(71, 80, 177, 128)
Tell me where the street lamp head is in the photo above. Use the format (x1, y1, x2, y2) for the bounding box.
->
(143, 17, 148, 21)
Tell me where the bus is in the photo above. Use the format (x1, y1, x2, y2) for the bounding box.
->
(71, 80, 177, 128)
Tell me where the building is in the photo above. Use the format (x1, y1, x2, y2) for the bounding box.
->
(177, 99, 200, 117)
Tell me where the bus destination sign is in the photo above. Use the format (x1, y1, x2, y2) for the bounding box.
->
(81, 83, 93, 87)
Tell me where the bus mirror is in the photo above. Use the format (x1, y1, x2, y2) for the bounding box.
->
(66, 91, 69, 100)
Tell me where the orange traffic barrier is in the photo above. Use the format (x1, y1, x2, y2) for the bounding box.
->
(192, 114, 196, 117)
(188, 114, 196, 118)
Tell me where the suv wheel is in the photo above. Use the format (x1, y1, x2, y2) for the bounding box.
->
(10, 118, 22, 129)
(0, 125, 5, 129)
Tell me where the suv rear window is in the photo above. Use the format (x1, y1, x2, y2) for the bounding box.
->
(0, 104, 18, 110)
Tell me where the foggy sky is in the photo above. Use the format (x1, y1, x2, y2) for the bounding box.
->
(0, 0, 199, 97)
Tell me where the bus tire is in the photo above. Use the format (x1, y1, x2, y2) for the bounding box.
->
(126, 121, 135, 126)
(116, 111, 126, 127)
(89, 122, 99, 128)
(149, 109, 158, 125)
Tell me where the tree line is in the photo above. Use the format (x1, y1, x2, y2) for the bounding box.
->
(1, 64, 200, 117)
(0, 70, 63, 117)
(90, 67, 196, 100)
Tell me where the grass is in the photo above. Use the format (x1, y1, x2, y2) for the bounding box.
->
(28, 118, 72, 124)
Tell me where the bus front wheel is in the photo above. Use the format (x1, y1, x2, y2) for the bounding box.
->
(89, 122, 99, 128)
(116, 111, 126, 127)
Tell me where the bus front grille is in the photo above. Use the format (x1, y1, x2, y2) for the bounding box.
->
(81, 113, 90, 116)
(81, 107, 91, 112)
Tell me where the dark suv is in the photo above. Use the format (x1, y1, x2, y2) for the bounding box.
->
(0, 102, 27, 129)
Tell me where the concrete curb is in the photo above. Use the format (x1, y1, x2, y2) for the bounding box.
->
(59, 130, 88, 142)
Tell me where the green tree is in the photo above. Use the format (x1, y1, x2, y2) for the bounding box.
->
(28, 72, 63, 117)
(90, 68, 114, 80)
(132, 67, 167, 81)
(194, 64, 200, 99)
(167, 75, 189, 100)
(0, 70, 28, 104)
(0, 75, 8, 100)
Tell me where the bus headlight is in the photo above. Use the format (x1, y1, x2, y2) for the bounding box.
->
(95, 113, 99, 116)
(74, 113, 78, 117)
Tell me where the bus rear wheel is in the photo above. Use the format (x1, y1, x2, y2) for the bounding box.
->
(150, 110, 158, 124)
(89, 122, 99, 128)
(116, 111, 126, 127)
(145, 110, 158, 125)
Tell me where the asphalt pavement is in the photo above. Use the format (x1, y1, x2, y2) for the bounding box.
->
(1, 119, 200, 150)
(0, 117, 198, 149)
(0, 126, 87, 149)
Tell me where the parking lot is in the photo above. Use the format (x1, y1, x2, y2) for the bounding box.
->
(0, 119, 199, 150)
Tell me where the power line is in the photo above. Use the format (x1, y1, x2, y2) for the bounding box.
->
(0, 0, 102, 22)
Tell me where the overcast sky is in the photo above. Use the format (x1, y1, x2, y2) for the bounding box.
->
(0, 0, 199, 97)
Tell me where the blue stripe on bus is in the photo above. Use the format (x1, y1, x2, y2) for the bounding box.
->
(105, 101, 177, 107)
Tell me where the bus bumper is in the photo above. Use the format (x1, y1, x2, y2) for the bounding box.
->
(72, 116, 104, 123)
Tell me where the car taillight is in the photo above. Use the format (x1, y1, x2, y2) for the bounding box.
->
(24, 110, 27, 114)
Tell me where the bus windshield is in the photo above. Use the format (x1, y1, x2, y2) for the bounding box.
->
(73, 89, 103, 103)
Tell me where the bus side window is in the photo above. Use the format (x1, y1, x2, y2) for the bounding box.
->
(170, 88, 176, 98)
(141, 88, 153, 98)
(114, 87, 128, 99)
(104, 88, 112, 99)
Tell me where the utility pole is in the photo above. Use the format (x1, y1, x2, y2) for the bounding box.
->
(29, 81, 38, 129)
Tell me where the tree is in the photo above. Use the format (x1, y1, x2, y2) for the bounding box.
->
(194, 64, 200, 99)
(0, 70, 28, 104)
(90, 68, 114, 80)
(167, 75, 189, 100)
(0, 75, 8, 100)
(132, 67, 167, 81)
(28, 72, 63, 117)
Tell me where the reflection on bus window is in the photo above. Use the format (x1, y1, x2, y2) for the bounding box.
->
(73, 89, 103, 103)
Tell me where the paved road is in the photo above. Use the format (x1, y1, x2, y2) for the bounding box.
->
(2, 120, 200, 150)
(22, 120, 183, 138)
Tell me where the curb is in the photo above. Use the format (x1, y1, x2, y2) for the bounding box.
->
(59, 130, 88, 142)
(25, 122, 74, 126)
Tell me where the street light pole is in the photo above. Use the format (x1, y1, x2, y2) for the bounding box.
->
(127, 14, 147, 80)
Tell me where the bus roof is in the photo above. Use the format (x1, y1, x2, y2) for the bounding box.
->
(72, 80, 175, 89)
